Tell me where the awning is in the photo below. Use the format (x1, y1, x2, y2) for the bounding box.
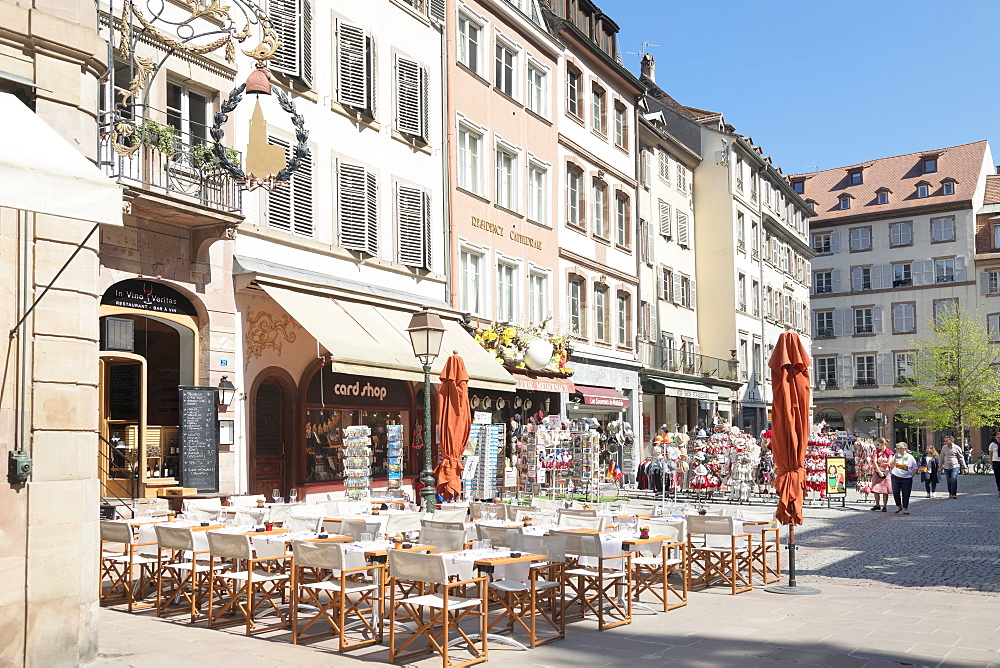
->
(573, 385, 629, 408)
(512, 372, 575, 394)
(259, 283, 515, 392)
(0, 92, 122, 226)
(645, 377, 719, 401)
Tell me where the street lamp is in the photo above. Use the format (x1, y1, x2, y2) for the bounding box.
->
(406, 309, 445, 512)
(874, 406, 884, 440)
(217, 375, 237, 409)
(817, 379, 827, 392)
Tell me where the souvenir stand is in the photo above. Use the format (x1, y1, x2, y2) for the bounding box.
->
(570, 428, 600, 500)
(724, 431, 762, 503)
(385, 424, 404, 492)
(466, 423, 506, 500)
(343, 425, 373, 499)
(852, 437, 875, 501)
(757, 437, 775, 495)
(804, 434, 848, 504)
(513, 421, 573, 498)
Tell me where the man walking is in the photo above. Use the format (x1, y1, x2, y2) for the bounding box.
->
(989, 433, 1000, 498)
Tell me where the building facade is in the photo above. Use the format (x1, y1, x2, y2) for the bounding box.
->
(795, 141, 993, 451)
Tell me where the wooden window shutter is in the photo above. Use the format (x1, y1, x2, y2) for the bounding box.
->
(677, 212, 689, 247)
(337, 20, 368, 108)
(338, 161, 372, 253)
(658, 200, 671, 238)
(266, 136, 292, 233)
(395, 55, 422, 136)
(397, 183, 429, 269)
(419, 66, 430, 140)
(292, 143, 313, 237)
(300, 0, 313, 87)
(271, 0, 312, 86)
(429, 0, 446, 23)
(365, 170, 378, 256)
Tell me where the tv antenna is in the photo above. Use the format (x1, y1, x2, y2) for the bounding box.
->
(626, 42, 660, 57)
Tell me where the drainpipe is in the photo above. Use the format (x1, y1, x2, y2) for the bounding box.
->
(433, 15, 452, 306)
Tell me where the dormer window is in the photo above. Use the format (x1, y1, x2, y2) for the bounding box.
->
(848, 170, 863, 186)
(805, 198, 817, 213)
(916, 181, 930, 198)
(922, 157, 938, 174)
(941, 177, 957, 196)
(876, 187, 891, 205)
(839, 195, 851, 210)
(792, 180, 804, 194)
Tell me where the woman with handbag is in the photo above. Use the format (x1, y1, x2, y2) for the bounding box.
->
(939, 436, 968, 499)
(890, 442, 919, 514)
(920, 444, 940, 498)
(870, 438, 894, 512)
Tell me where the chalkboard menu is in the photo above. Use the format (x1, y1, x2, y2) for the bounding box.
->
(108, 364, 140, 420)
(178, 386, 219, 492)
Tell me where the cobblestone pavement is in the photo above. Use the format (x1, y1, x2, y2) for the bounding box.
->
(89, 474, 1000, 668)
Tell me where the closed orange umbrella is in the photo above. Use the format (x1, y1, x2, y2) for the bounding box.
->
(766, 327, 819, 595)
(435, 352, 470, 501)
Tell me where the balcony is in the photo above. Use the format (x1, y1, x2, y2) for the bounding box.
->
(815, 327, 835, 338)
(815, 285, 832, 295)
(855, 325, 874, 335)
(99, 112, 242, 215)
(640, 342, 739, 382)
(936, 272, 955, 284)
(893, 278, 913, 287)
(856, 378, 877, 387)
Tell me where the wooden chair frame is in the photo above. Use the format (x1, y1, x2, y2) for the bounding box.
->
(749, 525, 781, 585)
(561, 535, 633, 631)
(632, 540, 689, 612)
(687, 531, 754, 595)
(206, 535, 290, 636)
(153, 525, 212, 622)
(99, 522, 158, 612)
(291, 560, 385, 650)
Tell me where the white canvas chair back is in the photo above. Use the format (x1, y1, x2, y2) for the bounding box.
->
(285, 508, 324, 533)
(188, 504, 221, 522)
(531, 497, 562, 510)
(470, 502, 504, 519)
(559, 514, 605, 530)
(421, 519, 465, 531)
(184, 498, 222, 511)
(388, 550, 450, 586)
(431, 507, 468, 523)
(557, 508, 597, 521)
(207, 531, 253, 560)
(549, 529, 584, 558)
(687, 516, 745, 549)
(230, 495, 264, 507)
(319, 500, 343, 516)
(419, 527, 466, 552)
(100, 520, 133, 545)
(267, 503, 299, 526)
(645, 521, 680, 541)
(512, 532, 567, 564)
(476, 524, 515, 548)
(154, 524, 196, 552)
(292, 540, 346, 571)
(340, 520, 382, 540)
(342, 500, 370, 516)
(510, 508, 539, 523)
(385, 512, 423, 536)
(234, 507, 267, 528)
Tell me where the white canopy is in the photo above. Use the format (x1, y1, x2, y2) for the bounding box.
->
(0, 92, 122, 226)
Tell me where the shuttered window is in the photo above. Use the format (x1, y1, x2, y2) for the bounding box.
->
(338, 161, 378, 256)
(266, 136, 313, 237)
(658, 200, 671, 238)
(270, 0, 313, 87)
(395, 55, 428, 140)
(676, 211, 689, 247)
(337, 20, 375, 113)
(396, 183, 430, 270)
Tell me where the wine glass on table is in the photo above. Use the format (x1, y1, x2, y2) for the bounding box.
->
(272, 488, 280, 503)
(288, 488, 298, 504)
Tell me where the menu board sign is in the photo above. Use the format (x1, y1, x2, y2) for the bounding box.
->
(178, 386, 219, 493)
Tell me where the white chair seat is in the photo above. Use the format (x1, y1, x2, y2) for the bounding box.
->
(165, 561, 211, 572)
(695, 546, 750, 554)
(399, 593, 482, 611)
(215, 569, 289, 583)
(105, 554, 159, 565)
(301, 580, 378, 595)
(632, 556, 683, 567)
(566, 567, 627, 579)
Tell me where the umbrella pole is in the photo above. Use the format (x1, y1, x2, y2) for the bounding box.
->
(787, 523, 797, 588)
(764, 502, 820, 595)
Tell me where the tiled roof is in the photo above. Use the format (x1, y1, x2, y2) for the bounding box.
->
(986, 174, 1000, 205)
(791, 140, 988, 221)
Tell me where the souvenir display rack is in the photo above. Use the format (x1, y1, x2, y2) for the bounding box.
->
(385, 424, 403, 491)
(343, 425, 372, 499)
(467, 423, 505, 499)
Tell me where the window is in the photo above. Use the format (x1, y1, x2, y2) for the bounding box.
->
(677, 164, 688, 193)
(895, 352, 915, 384)
(892, 302, 916, 334)
(497, 261, 517, 323)
(658, 200, 671, 238)
(852, 266, 872, 291)
(812, 232, 832, 254)
(526, 63, 546, 117)
(751, 222, 759, 256)
(849, 226, 871, 251)
(457, 13, 483, 75)
(528, 271, 549, 325)
(568, 277, 584, 335)
(877, 190, 889, 205)
(676, 212, 690, 247)
(457, 124, 483, 195)
(591, 85, 606, 135)
(995, 224, 1000, 249)
(337, 161, 377, 254)
(739, 340, 748, 379)
(615, 193, 629, 247)
(737, 212, 745, 249)
(889, 221, 912, 247)
(933, 299, 957, 328)
(935, 258, 955, 283)
(613, 102, 627, 148)
(931, 216, 956, 242)
(268, 136, 314, 237)
(395, 183, 431, 269)
(395, 56, 428, 140)
(566, 167, 582, 227)
(594, 285, 609, 342)
(942, 180, 955, 196)
(495, 42, 516, 98)
(166, 82, 209, 145)
(792, 180, 804, 194)
(815, 311, 834, 338)
(986, 270, 1000, 294)
(752, 280, 760, 315)
(855, 355, 876, 386)
(854, 307, 874, 335)
(495, 145, 517, 210)
(923, 157, 937, 173)
(848, 170, 863, 186)
(839, 195, 851, 210)
(814, 271, 833, 294)
(527, 162, 547, 224)
(737, 273, 746, 311)
(816, 356, 837, 388)
(566, 67, 580, 117)
(659, 266, 673, 302)
(459, 247, 484, 315)
(892, 262, 912, 287)
(270, 0, 313, 87)
(990, 314, 1000, 343)
(336, 20, 374, 113)
(679, 275, 691, 308)
(617, 293, 630, 346)
(917, 183, 929, 198)
(592, 181, 607, 238)
(658, 148, 670, 183)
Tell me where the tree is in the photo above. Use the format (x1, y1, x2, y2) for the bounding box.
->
(899, 307, 1000, 443)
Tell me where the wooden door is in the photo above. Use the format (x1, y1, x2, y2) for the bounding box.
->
(252, 382, 288, 497)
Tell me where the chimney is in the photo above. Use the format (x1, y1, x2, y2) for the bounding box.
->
(640, 54, 655, 83)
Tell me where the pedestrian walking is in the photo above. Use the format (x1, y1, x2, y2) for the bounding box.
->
(919, 444, 940, 498)
(989, 433, 1000, 497)
(939, 436, 968, 499)
(891, 443, 919, 514)
(870, 438, 894, 512)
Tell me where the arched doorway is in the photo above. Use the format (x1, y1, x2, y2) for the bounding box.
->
(853, 407, 879, 439)
(251, 379, 293, 496)
(815, 408, 845, 431)
(894, 408, 925, 451)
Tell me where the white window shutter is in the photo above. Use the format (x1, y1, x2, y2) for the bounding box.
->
(877, 352, 893, 386)
(672, 272, 682, 305)
(419, 66, 429, 140)
(429, 0, 446, 23)
(851, 267, 862, 292)
(955, 256, 967, 282)
(838, 354, 853, 388)
(368, 35, 378, 114)
(677, 213, 689, 247)
(832, 308, 846, 336)
(270, 0, 299, 79)
(337, 21, 368, 108)
(830, 230, 841, 253)
(397, 183, 427, 268)
(266, 136, 292, 233)
(873, 305, 883, 334)
(395, 55, 422, 136)
(831, 268, 842, 293)
(981, 272, 991, 295)
(658, 200, 671, 237)
(292, 144, 314, 237)
(300, 0, 313, 87)
(657, 266, 666, 300)
(365, 170, 378, 256)
(649, 303, 657, 344)
(890, 224, 900, 247)
(645, 218, 655, 266)
(689, 277, 697, 311)
(641, 150, 651, 188)
(338, 162, 370, 253)
(902, 222, 912, 245)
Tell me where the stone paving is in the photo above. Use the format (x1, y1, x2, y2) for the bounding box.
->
(89, 474, 1000, 668)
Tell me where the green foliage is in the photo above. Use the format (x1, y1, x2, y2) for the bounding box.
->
(189, 143, 240, 170)
(899, 308, 1000, 438)
(139, 119, 177, 156)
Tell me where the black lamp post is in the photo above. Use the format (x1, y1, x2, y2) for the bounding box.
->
(406, 309, 445, 512)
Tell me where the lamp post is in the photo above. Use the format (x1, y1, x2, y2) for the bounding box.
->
(407, 309, 445, 512)
(874, 406, 884, 440)
(217, 375, 237, 410)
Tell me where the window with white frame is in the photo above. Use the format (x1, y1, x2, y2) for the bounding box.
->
(989, 314, 1000, 342)
(594, 285, 609, 342)
(591, 85, 606, 135)
(527, 161, 547, 225)
(568, 277, 584, 336)
(615, 192, 629, 247)
(931, 216, 956, 242)
(893, 262, 912, 287)
(337, 160, 378, 255)
(566, 67, 581, 117)
(457, 123, 483, 195)
(679, 275, 691, 308)
(495, 142, 518, 211)
(395, 183, 431, 269)
(526, 62, 547, 117)
(495, 40, 517, 98)
(613, 102, 627, 148)
(497, 260, 518, 323)
(855, 354, 876, 386)
(166, 81, 209, 145)
(676, 164, 688, 193)
(855, 307, 874, 335)
(395, 55, 428, 140)
(889, 221, 913, 247)
(892, 302, 916, 334)
(752, 280, 760, 315)
(812, 232, 832, 254)
(617, 292, 630, 346)
(942, 180, 955, 196)
(335, 20, 375, 113)
(816, 356, 837, 388)
(815, 310, 834, 338)
(737, 273, 746, 310)
(987, 270, 1000, 294)
(593, 180, 607, 238)
(566, 166, 582, 226)
(917, 183, 929, 198)
(459, 247, 485, 315)
(934, 298, 958, 328)
(457, 11, 484, 75)
(736, 211, 745, 249)
(658, 147, 670, 183)
(849, 226, 871, 251)
(895, 352, 915, 383)
(935, 258, 955, 283)
(528, 270, 549, 325)
(877, 190, 890, 205)
(659, 266, 673, 302)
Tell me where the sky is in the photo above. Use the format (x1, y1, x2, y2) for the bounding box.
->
(601, 0, 999, 175)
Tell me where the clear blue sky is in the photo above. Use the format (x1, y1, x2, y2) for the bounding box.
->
(602, 0, 999, 174)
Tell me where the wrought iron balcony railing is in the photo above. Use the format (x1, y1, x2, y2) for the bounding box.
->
(640, 342, 740, 382)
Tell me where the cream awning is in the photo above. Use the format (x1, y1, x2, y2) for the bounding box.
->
(0, 93, 123, 226)
(259, 283, 515, 392)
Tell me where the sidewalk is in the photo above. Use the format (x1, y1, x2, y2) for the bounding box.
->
(90, 475, 1000, 668)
